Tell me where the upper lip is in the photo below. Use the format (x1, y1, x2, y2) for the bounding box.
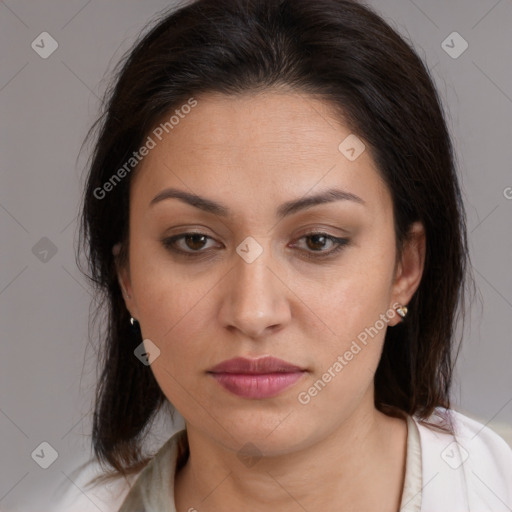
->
(208, 356, 304, 374)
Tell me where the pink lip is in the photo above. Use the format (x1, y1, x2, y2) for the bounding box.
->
(207, 356, 307, 399)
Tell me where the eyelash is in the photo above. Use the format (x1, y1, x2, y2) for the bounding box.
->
(161, 231, 350, 261)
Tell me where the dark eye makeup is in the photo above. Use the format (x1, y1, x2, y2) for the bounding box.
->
(161, 231, 350, 261)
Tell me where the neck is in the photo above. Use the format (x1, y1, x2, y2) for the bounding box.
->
(174, 401, 408, 512)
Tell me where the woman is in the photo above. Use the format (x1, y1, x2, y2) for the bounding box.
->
(70, 0, 512, 510)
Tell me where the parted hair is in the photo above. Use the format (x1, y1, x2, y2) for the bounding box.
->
(77, 0, 473, 483)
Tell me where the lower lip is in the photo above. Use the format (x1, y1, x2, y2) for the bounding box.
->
(209, 371, 306, 399)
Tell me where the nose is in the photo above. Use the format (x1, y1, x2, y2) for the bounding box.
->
(218, 242, 292, 339)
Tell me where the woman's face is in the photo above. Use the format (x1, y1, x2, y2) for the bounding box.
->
(116, 90, 425, 455)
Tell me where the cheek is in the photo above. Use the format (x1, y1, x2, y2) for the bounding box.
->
(128, 243, 223, 398)
(131, 267, 215, 408)
(129, 237, 213, 335)
(314, 239, 396, 342)
(296, 277, 394, 422)
(300, 235, 397, 401)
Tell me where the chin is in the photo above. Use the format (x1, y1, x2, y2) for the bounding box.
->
(206, 407, 317, 454)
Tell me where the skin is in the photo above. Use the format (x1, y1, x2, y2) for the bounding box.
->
(115, 89, 426, 512)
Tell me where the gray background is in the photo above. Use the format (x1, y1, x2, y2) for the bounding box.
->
(1, 0, 511, 510)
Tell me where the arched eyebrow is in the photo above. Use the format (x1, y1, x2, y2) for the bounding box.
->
(149, 187, 365, 219)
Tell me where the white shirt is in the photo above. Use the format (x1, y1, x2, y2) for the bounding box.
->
(51, 407, 512, 511)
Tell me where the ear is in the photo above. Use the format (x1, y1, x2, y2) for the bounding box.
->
(112, 243, 139, 320)
(388, 221, 426, 326)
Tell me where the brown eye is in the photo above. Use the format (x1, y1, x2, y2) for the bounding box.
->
(162, 232, 219, 255)
(183, 234, 208, 251)
(305, 234, 330, 251)
(291, 232, 350, 260)
(162, 231, 349, 261)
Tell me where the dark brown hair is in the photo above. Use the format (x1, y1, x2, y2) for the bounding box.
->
(77, 0, 473, 484)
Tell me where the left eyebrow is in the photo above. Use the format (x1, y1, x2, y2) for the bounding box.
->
(149, 186, 366, 219)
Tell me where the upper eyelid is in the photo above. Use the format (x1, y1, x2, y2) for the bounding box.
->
(165, 230, 344, 242)
(163, 231, 348, 253)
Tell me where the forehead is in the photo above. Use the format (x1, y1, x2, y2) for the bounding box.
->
(130, 90, 391, 218)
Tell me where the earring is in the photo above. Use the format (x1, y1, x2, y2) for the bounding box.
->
(130, 317, 138, 326)
(395, 305, 408, 319)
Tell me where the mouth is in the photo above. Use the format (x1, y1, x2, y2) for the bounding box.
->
(207, 356, 307, 399)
